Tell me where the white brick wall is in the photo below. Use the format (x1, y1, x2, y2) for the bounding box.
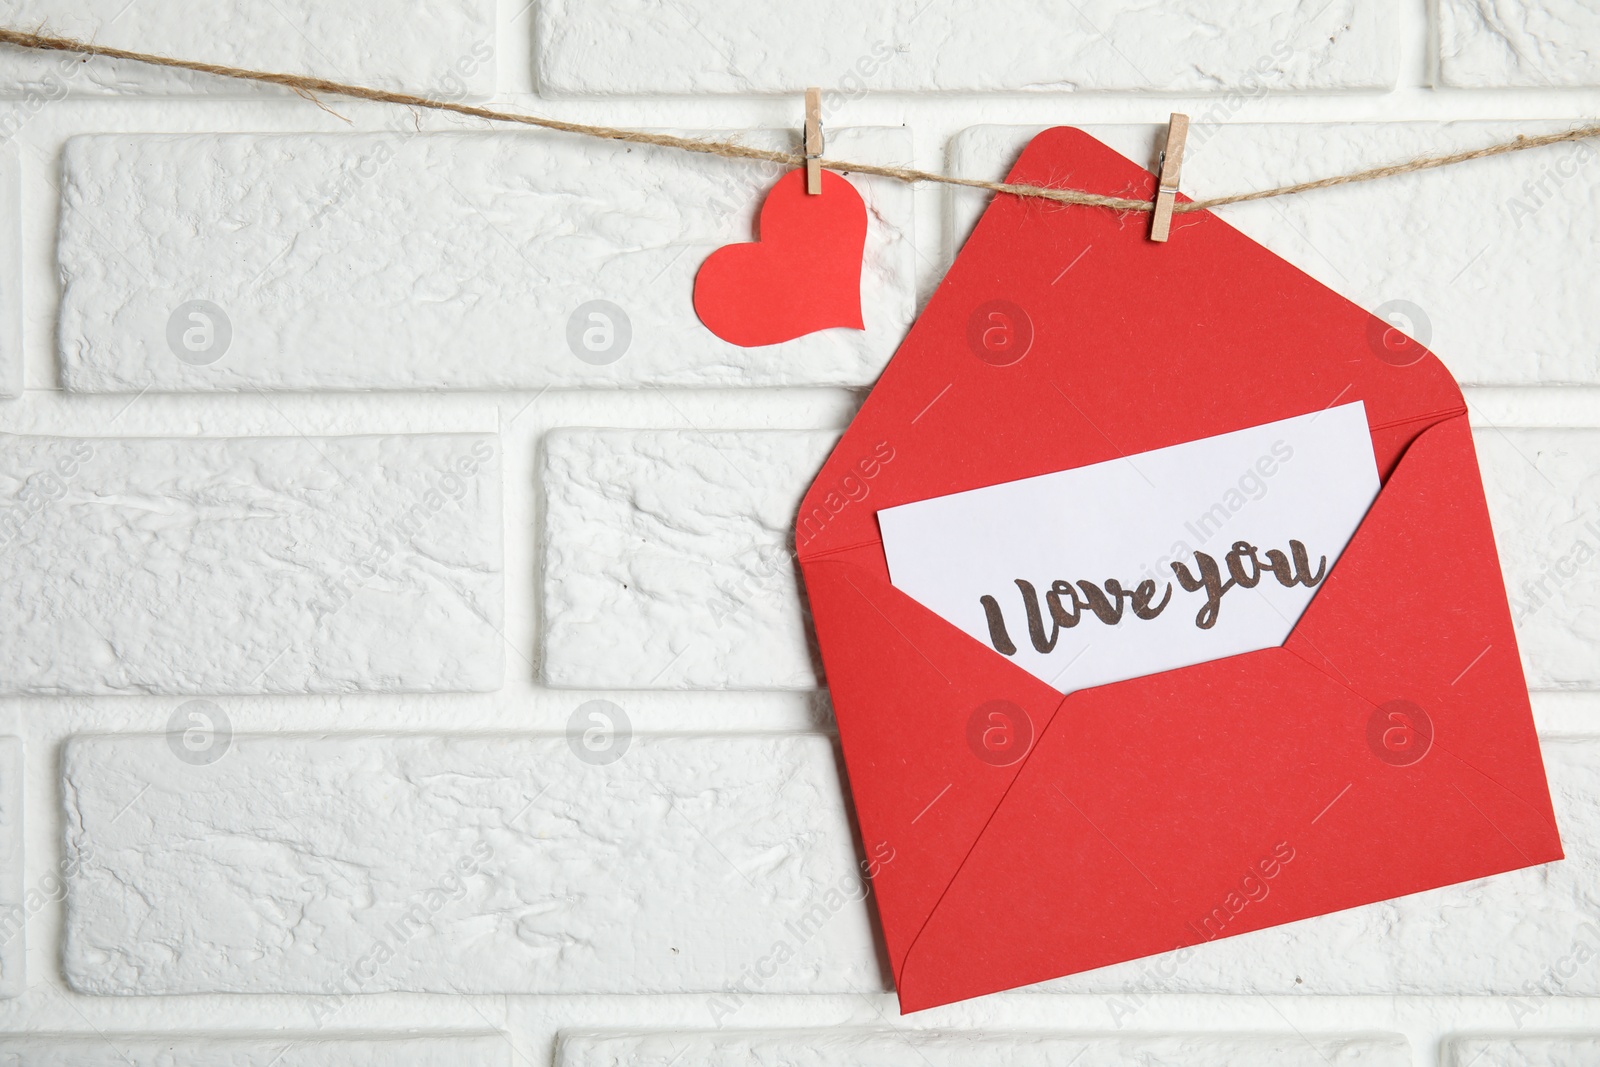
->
(536, 1, 1398, 94)
(0, 737, 22, 998)
(0, 1033, 511, 1066)
(542, 429, 835, 690)
(1445, 1036, 1600, 1066)
(0, 433, 502, 694)
(1438, 0, 1600, 87)
(560, 1029, 1414, 1065)
(0, 0, 496, 96)
(0, 145, 16, 399)
(1482, 430, 1600, 688)
(0, 0, 1597, 1061)
(62, 733, 872, 995)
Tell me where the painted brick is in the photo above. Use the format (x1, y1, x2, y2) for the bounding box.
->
(61, 733, 875, 995)
(0, 144, 17, 398)
(0, 433, 502, 694)
(949, 124, 1600, 386)
(1439, 0, 1600, 87)
(55, 129, 915, 393)
(559, 1030, 1411, 1066)
(0, 737, 23, 998)
(0, 1033, 510, 1067)
(0, 0, 494, 97)
(541, 429, 836, 690)
(535, 0, 1396, 94)
(539, 426, 1598, 691)
(1480, 430, 1600, 690)
(1445, 1036, 1600, 1066)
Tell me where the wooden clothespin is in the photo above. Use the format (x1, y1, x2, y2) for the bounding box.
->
(804, 86, 823, 194)
(1149, 112, 1189, 243)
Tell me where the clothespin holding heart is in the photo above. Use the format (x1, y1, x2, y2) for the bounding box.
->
(805, 86, 823, 195)
(1149, 112, 1189, 242)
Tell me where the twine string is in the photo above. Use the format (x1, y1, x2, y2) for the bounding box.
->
(4, 27, 1599, 214)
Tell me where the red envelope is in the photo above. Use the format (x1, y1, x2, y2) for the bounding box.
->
(796, 127, 1563, 1012)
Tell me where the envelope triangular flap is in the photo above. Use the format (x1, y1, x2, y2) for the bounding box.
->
(796, 126, 1538, 1008)
(797, 126, 1466, 566)
(800, 556, 1068, 970)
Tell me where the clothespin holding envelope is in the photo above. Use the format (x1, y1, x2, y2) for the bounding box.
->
(1149, 112, 1189, 242)
(805, 86, 823, 195)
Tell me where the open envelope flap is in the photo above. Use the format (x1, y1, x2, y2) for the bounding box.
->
(893, 411, 1561, 1011)
(1282, 410, 1560, 854)
(795, 126, 1467, 569)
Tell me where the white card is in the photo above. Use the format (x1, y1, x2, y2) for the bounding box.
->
(876, 402, 1381, 694)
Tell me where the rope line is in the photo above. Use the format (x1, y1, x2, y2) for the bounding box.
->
(4, 27, 1598, 214)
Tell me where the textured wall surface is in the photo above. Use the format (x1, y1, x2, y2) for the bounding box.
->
(542, 429, 836, 690)
(1445, 1036, 1600, 1066)
(560, 1030, 1414, 1066)
(62, 733, 871, 995)
(0, 0, 1597, 1063)
(0, 1033, 511, 1066)
(1439, 0, 1600, 87)
(0, 739, 21, 999)
(536, 0, 1398, 94)
(0, 146, 15, 400)
(0, 433, 502, 694)
(0, 0, 496, 95)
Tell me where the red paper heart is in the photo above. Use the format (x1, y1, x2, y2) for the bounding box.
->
(693, 168, 867, 347)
